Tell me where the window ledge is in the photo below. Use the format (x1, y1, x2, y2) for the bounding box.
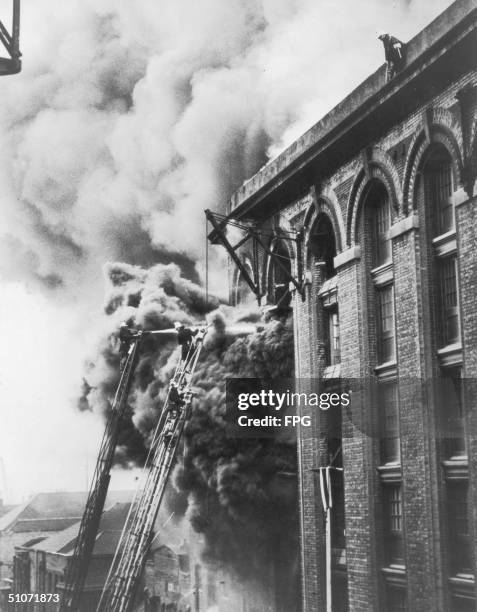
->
(318, 275, 338, 296)
(443, 457, 469, 480)
(377, 463, 402, 483)
(449, 574, 475, 598)
(334, 246, 361, 269)
(319, 280, 338, 308)
(323, 364, 341, 379)
(371, 261, 393, 286)
(374, 361, 397, 380)
(432, 228, 456, 244)
(381, 565, 407, 587)
(433, 231, 456, 257)
(449, 573, 475, 585)
(437, 344, 462, 366)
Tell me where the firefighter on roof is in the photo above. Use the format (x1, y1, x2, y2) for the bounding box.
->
(378, 31, 405, 79)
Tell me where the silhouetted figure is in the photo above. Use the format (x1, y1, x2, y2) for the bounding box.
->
(174, 322, 198, 361)
(378, 32, 405, 79)
(169, 382, 186, 408)
(118, 321, 139, 369)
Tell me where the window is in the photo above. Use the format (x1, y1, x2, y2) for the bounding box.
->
(327, 393, 343, 467)
(439, 370, 466, 458)
(325, 308, 341, 366)
(377, 285, 396, 363)
(447, 481, 472, 574)
(364, 181, 391, 268)
(437, 256, 460, 346)
(379, 383, 400, 464)
(451, 596, 476, 612)
(384, 485, 404, 565)
(425, 147, 454, 236)
(418, 146, 461, 353)
(165, 580, 177, 593)
(309, 214, 337, 279)
(373, 192, 391, 267)
(268, 239, 292, 310)
(386, 586, 407, 612)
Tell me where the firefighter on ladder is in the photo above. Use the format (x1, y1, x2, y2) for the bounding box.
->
(163, 382, 187, 444)
(118, 321, 140, 370)
(169, 381, 186, 410)
(174, 322, 198, 364)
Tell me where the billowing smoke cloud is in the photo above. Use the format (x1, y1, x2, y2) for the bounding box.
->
(80, 261, 298, 597)
(0, 0, 455, 296)
(0, 0, 456, 594)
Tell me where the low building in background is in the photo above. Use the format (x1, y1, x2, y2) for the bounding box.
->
(0, 492, 87, 590)
(2, 493, 204, 612)
(143, 543, 191, 612)
(15, 502, 130, 612)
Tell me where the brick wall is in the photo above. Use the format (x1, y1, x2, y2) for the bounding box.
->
(230, 54, 477, 612)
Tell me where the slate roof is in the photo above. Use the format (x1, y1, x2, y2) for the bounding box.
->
(27, 499, 133, 557)
(0, 490, 132, 536)
(0, 492, 86, 534)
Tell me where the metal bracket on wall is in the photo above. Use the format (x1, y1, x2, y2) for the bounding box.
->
(205, 209, 304, 304)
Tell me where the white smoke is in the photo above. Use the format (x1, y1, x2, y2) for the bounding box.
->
(0, 0, 455, 293)
(0, 0, 455, 499)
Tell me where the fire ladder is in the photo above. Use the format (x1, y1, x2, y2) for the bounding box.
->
(60, 337, 143, 611)
(97, 327, 208, 612)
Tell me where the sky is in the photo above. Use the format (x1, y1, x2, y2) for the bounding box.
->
(0, 0, 455, 503)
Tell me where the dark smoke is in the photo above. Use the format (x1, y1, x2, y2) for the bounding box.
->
(79, 261, 299, 590)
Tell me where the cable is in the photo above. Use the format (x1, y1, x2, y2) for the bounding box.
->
(205, 215, 209, 310)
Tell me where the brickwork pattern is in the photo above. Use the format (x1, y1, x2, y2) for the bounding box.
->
(230, 49, 477, 612)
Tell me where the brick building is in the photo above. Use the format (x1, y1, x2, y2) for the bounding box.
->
(211, 1, 477, 610)
(143, 543, 191, 612)
(10, 501, 131, 612)
(0, 492, 86, 589)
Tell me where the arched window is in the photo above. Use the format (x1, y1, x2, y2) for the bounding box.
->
(364, 181, 391, 268)
(308, 214, 336, 279)
(417, 144, 460, 347)
(361, 180, 395, 364)
(268, 238, 292, 310)
(422, 145, 454, 237)
(416, 143, 468, 594)
(234, 262, 254, 306)
(309, 213, 340, 367)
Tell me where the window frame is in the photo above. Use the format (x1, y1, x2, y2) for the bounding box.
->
(376, 284, 396, 364)
(385, 585, 408, 612)
(373, 191, 392, 267)
(423, 147, 455, 238)
(439, 368, 466, 459)
(324, 306, 341, 366)
(379, 382, 401, 465)
(384, 484, 405, 566)
(446, 480, 473, 575)
(436, 255, 460, 348)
